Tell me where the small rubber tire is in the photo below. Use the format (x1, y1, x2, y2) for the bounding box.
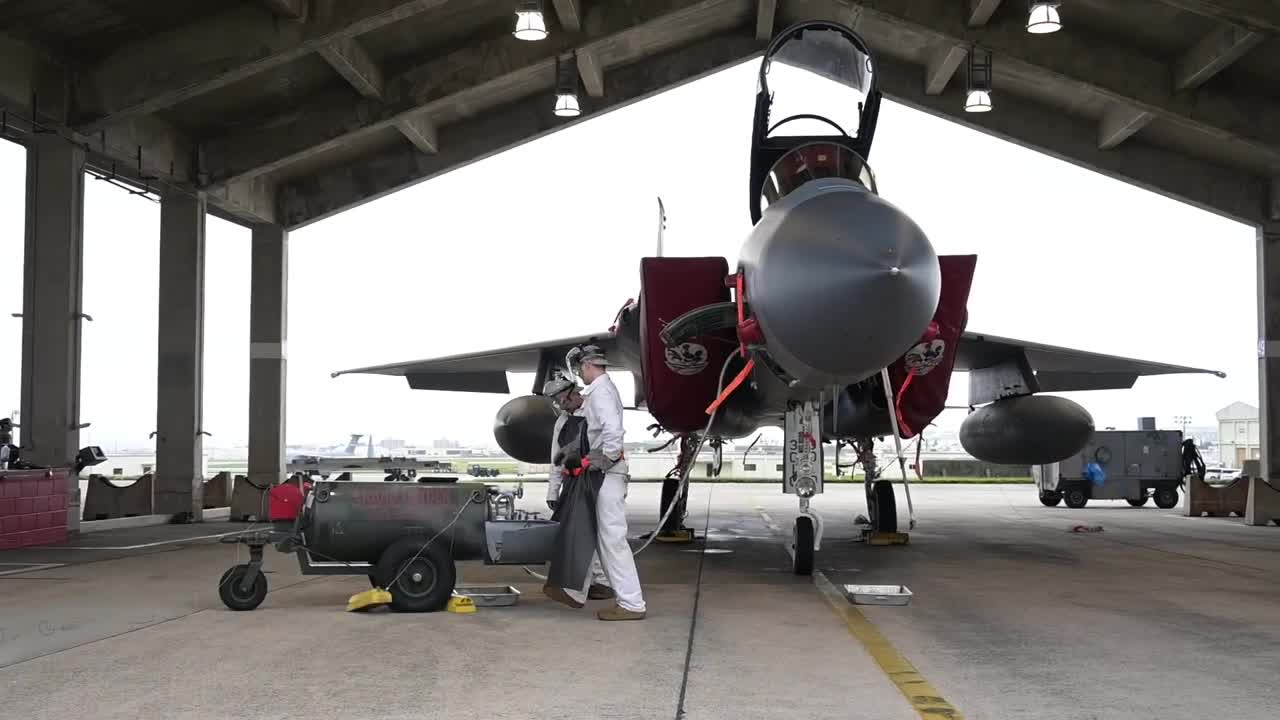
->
(871, 480, 898, 533)
(375, 538, 456, 612)
(1126, 496, 1149, 507)
(1064, 487, 1089, 509)
(1039, 491, 1063, 507)
(219, 564, 268, 611)
(1154, 487, 1179, 509)
(792, 516, 815, 576)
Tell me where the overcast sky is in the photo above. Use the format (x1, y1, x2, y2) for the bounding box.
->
(0, 57, 1259, 453)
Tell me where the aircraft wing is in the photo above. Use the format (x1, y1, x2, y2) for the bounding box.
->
(331, 332, 619, 394)
(955, 330, 1224, 404)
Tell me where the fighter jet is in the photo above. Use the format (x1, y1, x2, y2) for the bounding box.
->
(333, 21, 1222, 574)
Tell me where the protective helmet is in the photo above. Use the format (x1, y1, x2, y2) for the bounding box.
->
(566, 343, 609, 372)
(542, 373, 577, 399)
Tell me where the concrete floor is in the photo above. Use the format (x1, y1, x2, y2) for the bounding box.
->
(1, 483, 1278, 720)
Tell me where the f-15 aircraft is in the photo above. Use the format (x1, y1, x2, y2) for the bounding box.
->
(334, 21, 1222, 574)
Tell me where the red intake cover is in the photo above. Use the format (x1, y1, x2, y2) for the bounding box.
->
(640, 257, 736, 433)
(886, 255, 977, 438)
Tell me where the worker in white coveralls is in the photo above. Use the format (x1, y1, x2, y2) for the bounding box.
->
(542, 373, 613, 607)
(570, 344, 647, 621)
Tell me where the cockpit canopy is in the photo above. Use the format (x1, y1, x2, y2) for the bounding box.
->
(749, 21, 882, 224)
(759, 141, 877, 212)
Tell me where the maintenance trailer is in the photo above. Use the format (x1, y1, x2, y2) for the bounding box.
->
(1034, 430, 1185, 509)
(218, 478, 556, 612)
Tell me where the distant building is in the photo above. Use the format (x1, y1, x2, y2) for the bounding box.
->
(381, 438, 405, 451)
(433, 438, 460, 449)
(1216, 402, 1260, 468)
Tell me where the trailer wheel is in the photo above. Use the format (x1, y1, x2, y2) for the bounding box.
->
(1064, 487, 1089, 509)
(1039, 490, 1063, 507)
(1126, 496, 1149, 507)
(375, 538, 456, 612)
(218, 564, 267, 611)
(1153, 487, 1179, 509)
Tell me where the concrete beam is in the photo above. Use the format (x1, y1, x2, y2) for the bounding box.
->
(968, 0, 1003, 26)
(155, 192, 206, 520)
(1269, 176, 1280, 220)
(1257, 221, 1280, 496)
(1153, 0, 1280, 33)
(924, 44, 966, 95)
(1174, 24, 1265, 91)
(395, 113, 439, 153)
(279, 32, 765, 228)
(318, 38, 386, 100)
(552, 0, 582, 31)
(1098, 104, 1155, 150)
(248, 224, 288, 489)
(19, 135, 85, 471)
(577, 47, 606, 97)
(872, 53, 1267, 226)
(259, 0, 308, 20)
(201, 0, 748, 186)
(757, 0, 778, 40)
(74, 0, 449, 128)
(833, 0, 1280, 166)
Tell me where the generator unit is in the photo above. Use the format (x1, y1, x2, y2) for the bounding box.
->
(1034, 429, 1184, 509)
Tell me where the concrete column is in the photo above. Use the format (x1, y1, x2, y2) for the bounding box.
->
(154, 192, 207, 519)
(247, 224, 287, 489)
(19, 134, 85, 531)
(1258, 221, 1280, 494)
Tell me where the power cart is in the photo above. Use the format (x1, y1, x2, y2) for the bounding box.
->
(1034, 430, 1202, 510)
(217, 478, 557, 612)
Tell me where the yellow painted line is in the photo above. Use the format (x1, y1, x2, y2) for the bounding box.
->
(814, 573, 963, 720)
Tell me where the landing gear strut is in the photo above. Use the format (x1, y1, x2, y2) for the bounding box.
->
(784, 400, 824, 576)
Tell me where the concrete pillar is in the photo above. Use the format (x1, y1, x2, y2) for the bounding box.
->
(154, 192, 207, 519)
(19, 134, 85, 531)
(247, 224, 287, 490)
(1258, 221, 1280, 500)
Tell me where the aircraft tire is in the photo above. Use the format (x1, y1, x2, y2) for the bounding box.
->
(872, 480, 897, 533)
(792, 516, 815, 576)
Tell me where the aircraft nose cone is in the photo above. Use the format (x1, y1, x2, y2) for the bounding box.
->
(738, 178, 941, 388)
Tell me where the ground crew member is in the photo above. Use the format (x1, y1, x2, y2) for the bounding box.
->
(542, 374, 613, 607)
(570, 345, 647, 621)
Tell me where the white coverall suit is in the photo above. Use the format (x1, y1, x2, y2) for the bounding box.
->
(579, 371, 646, 613)
(547, 407, 609, 602)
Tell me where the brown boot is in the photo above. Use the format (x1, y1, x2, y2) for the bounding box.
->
(588, 584, 615, 600)
(543, 584, 584, 609)
(597, 605, 646, 621)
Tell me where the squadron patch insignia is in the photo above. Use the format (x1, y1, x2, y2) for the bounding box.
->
(904, 339, 946, 375)
(664, 342, 709, 376)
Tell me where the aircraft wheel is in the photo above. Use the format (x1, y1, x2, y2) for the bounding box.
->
(1039, 490, 1063, 507)
(871, 480, 897, 533)
(1064, 487, 1089, 509)
(792, 516, 815, 576)
(219, 564, 267, 611)
(1126, 496, 1149, 507)
(1153, 487, 1179, 509)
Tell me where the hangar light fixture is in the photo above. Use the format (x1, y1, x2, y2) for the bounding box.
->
(1026, 1, 1062, 34)
(964, 47, 993, 113)
(513, 0, 548, 41)
(554, 54, 581, 117)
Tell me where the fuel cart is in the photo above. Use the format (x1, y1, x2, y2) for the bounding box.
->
(1034, 429, 1185, 509)
(217, 478, 556, 612)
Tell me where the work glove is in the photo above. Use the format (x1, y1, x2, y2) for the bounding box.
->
(587, 450, 617, 472)
(563, 448, 583, 470)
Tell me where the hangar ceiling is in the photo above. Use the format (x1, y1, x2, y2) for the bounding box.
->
(1, 0, 1278, 230)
